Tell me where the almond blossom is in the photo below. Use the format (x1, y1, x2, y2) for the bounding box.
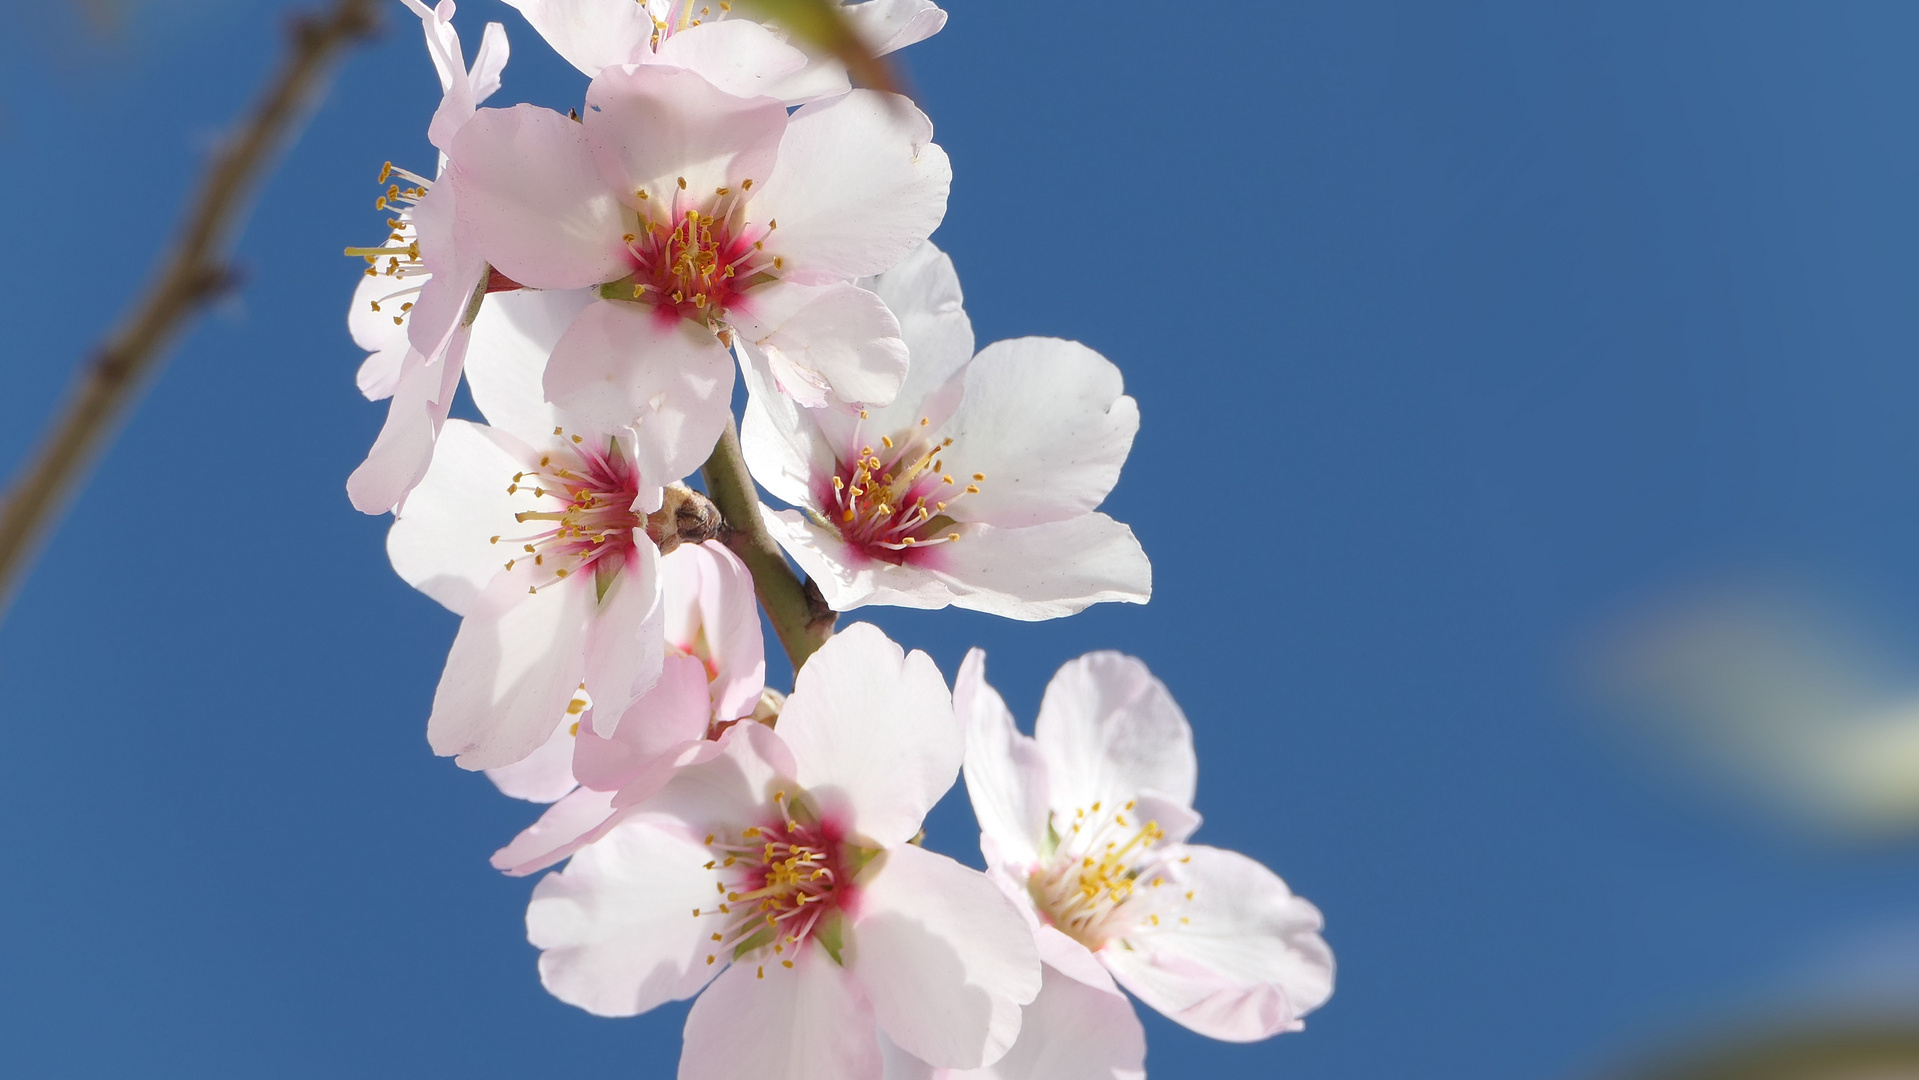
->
(386, 288, 675, 771)
(524, 624, 1043, 1080)
(504, 0, 946, 104)
(958, 650, 1335, 1044)
(482, 537, 765, 803)
(742, 242, 1150, 620)
(345, 0, 510, 515)
(446, 61, 948, 480)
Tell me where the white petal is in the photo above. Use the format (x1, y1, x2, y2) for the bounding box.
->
(848, 0, 947, 56)
(484, 711, 581, 803)
(450, 104, 632, 289)
(632, 720, 795, 836)
(463, 286, 599, 445)
(348, 270, 415, 400)
(753, 90, 950, 285)
(777, 623, 957, 845)
(583, 542, 666, 726)
(385, 418, 534, 614)
(661, 541, 766, 723)
(527, 819, 719, 1016)
(1101, 845, 1334, 1042)
(957, 649, 1048, 869)
(585, 63, 786, 215)
(573, 652, 711, 791)
(940, 338, 1138, 528)
(428, 572, 594, 770)
(739, 341, 839, 510)
(734, 280, 908, 408)
(346, 346, 452, 515)
(542, 299, 736, 481)
(492, 785, 619, 876)
(924, 516, 1151, 621)
(939, 959, 1145, 1080)
(1034, 651, 1195, 818)
(760, 506, 952, 614)
(830, 238, 973, 448)
(680, 946, 881, 1080)
(650, 20, 811, 100)
(849, 844, 1041, 1069)
(876, 1033, 936, 1080)
(501, 0, 650, 76)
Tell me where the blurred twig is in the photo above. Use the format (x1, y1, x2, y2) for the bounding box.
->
(700, 419, 837, 674)
(0, 0, 381, 616)
(737, 0, 900, 94)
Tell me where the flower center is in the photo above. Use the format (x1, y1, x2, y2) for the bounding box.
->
(615, 181, 779, 328)
(1029, 800, 1187, 950)
(695, 791, 863, 977)
(490, 431, 643, 595)
(817, 419, 985, 564)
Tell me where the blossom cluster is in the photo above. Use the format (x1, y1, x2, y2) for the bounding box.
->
(345, 2, 1333, 1076)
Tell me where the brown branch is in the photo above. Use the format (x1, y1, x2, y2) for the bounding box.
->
(0, 0, 381, 614)
(700, 418, 837, 674)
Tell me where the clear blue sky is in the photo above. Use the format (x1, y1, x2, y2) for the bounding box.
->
(5, 2, 1919, 1076)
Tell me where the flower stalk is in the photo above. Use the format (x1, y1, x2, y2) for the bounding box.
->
(700, 417, 836, 672)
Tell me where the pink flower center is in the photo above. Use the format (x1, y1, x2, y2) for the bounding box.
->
(492, 433, 644, 594)
(1029, 800, 1189, 950)
(619, 182, 779, 326)
(819, 423, 985, 565)
(696, 792, 861, 975)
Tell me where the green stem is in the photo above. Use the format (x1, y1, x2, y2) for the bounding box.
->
(700, 418, 835, 673)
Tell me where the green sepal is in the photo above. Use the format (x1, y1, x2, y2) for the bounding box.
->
(815, 913, 847, 966)
(595, 559, 620, 604)
(732, 926, 777, 960)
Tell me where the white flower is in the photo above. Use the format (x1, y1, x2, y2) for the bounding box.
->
(958, 649, 1335, 1043)
(742, 242, 1151, 620)
(446, 61, 948, 480)
(524, 624, 1042, 1080)
(504, 0, 946, 104)
(344, 0, 510, 514)
(386, 288, 670, 771)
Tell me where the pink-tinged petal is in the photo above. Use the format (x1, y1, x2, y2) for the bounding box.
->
(941, 961, 1145, 1080)
(574, 652, 710, 791)
(754, 90, 950, 284)
(385, 418, 535, 614)
(661, 541, 766, 722)
(739, 345, 839, 510)
(877, 1033, 936, 1080)
(630, 721, 795, 836)
(463, 286, 600, 445)
(428, 571, 594, 770)
(485, 706, 583, 803)
(940, 338, 1137, 528)
(680, 944, 881, 1080)
(400, 181, 481, 363)
(468, 20, 510, 103)
(348, 270, 415, 400)
(492, 785, 618, 875)
(827, 239, 973, 448)
(923, 515, 1152, 621)
(347, 344, 458, 516)
(957, 649, 1049, 869)
(849, 0, 947, 56)
(450, 104, 632, 289)
(1032, 927, 1118, 996)
(527, 819, 719, 1016)
(777, 623, 957, 846)
(542, 299, 736, 481)
(584, 64, 787, 214)
(1034, 651, 1195, 818)
(650, 20, 811, 100)
(733, 281, 908, 409)
(849, 844, 1041, 1069)
(758, 506, 963, 615)
(1101, 845, 1334, 1042)
(501, 0, 650, 76)
(582, 541, 666, 726)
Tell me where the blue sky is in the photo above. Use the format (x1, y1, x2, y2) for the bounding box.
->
(5, 2, 1919, 1077)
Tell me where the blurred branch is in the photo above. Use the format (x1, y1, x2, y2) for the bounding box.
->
(700, 419, 837, 675)
(737, 0, 900, 94)
(0, 0, 381, 615)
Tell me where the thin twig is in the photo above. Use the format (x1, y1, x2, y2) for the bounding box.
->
(700, 418, 837, 673)
(0, 0, 381, 614)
